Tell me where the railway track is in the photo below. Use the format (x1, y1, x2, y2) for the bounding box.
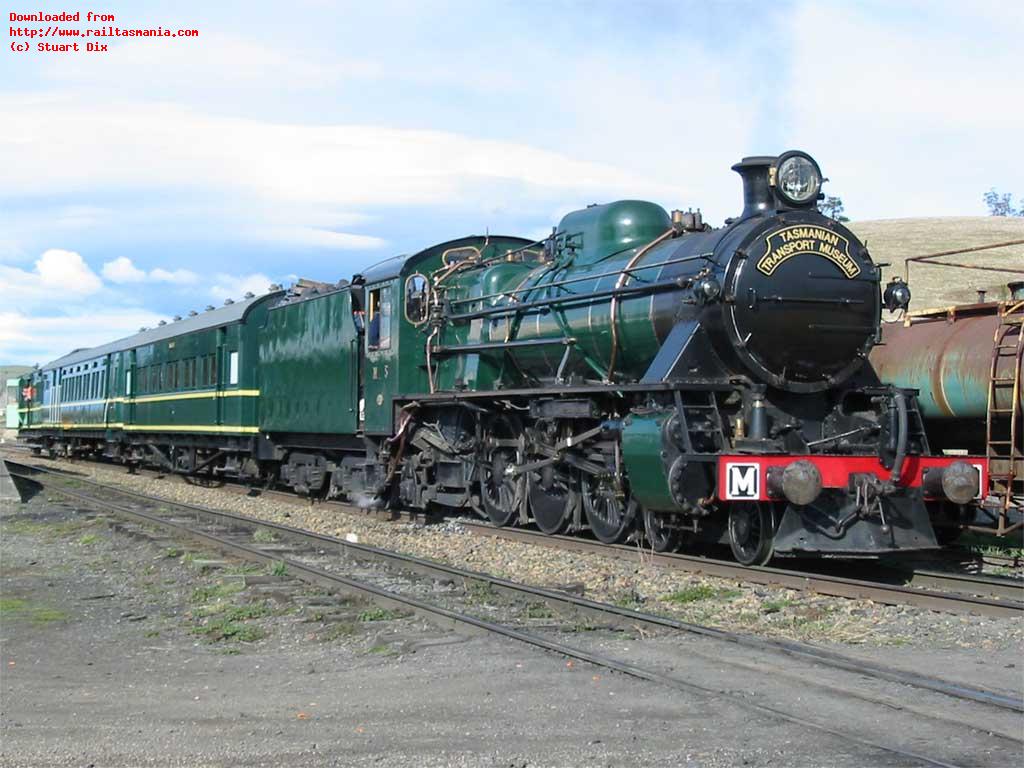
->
(5, 459, 1023, 767)
(5, 450, 1022, 617)
(464, 523, 1024, 617)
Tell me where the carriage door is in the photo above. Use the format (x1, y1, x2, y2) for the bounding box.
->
(125, 350, 136, 427)
(362, 280, 397, 434)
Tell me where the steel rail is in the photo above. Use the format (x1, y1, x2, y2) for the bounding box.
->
(7, 459, 1021, 717)
(6, 451, 1021, 608)
(896, 568, 1024, 602)
(462, 523, 1024, 618)
(7, 468, 1013, 766)
(7, 452, 1021, 610)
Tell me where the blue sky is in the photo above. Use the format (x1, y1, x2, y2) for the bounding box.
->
(1, 0, 1021, 365)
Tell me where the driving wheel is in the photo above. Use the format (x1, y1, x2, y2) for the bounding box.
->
(478, 416, 524, 527)
(582, 474, 636, 543)
(528, 462, 576, 534)
(728, 502, 775, 565)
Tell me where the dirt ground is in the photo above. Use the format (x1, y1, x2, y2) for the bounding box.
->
(2, 487, 1022, 767)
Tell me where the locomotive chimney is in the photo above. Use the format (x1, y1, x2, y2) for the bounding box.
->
(731, 156, 776, 220)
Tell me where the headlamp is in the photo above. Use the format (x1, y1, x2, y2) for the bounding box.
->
(883, 277, 912, 312)
(774, 151, 822, 205)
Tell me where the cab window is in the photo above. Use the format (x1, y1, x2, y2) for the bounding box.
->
(405, 274, 429, 325)
(367, 286, 392, 350)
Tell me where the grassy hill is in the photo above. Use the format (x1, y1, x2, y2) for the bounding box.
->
(847, 217, 1024, 310)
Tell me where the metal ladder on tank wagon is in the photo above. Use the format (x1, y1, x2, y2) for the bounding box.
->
(985, 297, 1024, 535)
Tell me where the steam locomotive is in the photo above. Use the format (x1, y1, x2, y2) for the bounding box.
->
(18, 150, 986, 564)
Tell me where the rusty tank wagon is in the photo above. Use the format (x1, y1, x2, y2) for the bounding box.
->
(873, 280, 1024, 537)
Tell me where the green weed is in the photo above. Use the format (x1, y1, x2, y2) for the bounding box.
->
(762, 599, 794, 615)
(525, 602, 555, 619)
(357, 607, 406, 622)
(665, 585, 741, 604)
(190, 581, 245, 604)
(270, 561, 288, 577)
(466, 580, 497, 604)
(0, 597, 67, 624)
(252, 528, 278, 543)
(321, 622, 359, 641)
(191, 618, 263, 643)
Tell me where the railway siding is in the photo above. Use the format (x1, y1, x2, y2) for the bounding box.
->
(8, 453, 1022, 658)
(7, 461, 1024, 767)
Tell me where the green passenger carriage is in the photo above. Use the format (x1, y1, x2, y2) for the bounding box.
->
(19, 292, 281, 473)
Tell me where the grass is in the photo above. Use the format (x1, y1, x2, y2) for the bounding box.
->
(4, 517, 96, 540)
(366, 643, 397, 656)
(357, 607, 406, 622)
(270, 561, 288, 577)
(224, 562, 262, 575)
(957, 531, 1024, 561)
(191, 581, 245, 604)
(252, 528, 278, 543)
(524, 602, 555, 619)
(0, 597, 68, 625)
(191, 617, 264, 643)
(849, 217, 1024, 309)
(466, 581, 497, 605)
(664, 585, 742, 605)
(78, 533, 99, 546)
(761, 599, 794, 615)
(321, 621, 359, 641)
(187, 572, 272, 643)
(165, 547, 183, 559)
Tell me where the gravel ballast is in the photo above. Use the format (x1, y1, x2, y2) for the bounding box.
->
(23, 457, 1023, 653)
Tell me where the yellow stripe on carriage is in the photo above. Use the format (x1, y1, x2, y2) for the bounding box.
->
(21, 423, 259, 434)
(19, 389, 260, 411)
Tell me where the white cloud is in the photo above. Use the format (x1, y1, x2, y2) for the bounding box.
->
(261, 227, 387, 250)
(102, 257, 199, 285)
(0, 98, 668, 210)
(149, 268, 199, 284)
(209, 273, 275, 302)
(1, 249, 102, 305)
(102, 256, 146, 283)
(0, 308, 165, 366)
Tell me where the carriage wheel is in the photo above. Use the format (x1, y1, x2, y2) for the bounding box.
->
(728, 502, 775, 565)
(478, 416, 523, 527)
(642, 506, 683, 553)
(528, 463, 575, 535)
(582, 474, 636, 543)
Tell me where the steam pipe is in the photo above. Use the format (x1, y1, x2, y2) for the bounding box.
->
(890, 390, 908, 484)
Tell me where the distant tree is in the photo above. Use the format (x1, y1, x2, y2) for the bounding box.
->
(984, 188, 1023, 216)
(821, 196, 850, 222)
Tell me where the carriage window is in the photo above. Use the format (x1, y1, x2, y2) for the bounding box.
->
(229, 351, 239, 385)
(367, 286, 392, 350)
(405, 274, 429, 324)
(126, 370, 133, 396)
